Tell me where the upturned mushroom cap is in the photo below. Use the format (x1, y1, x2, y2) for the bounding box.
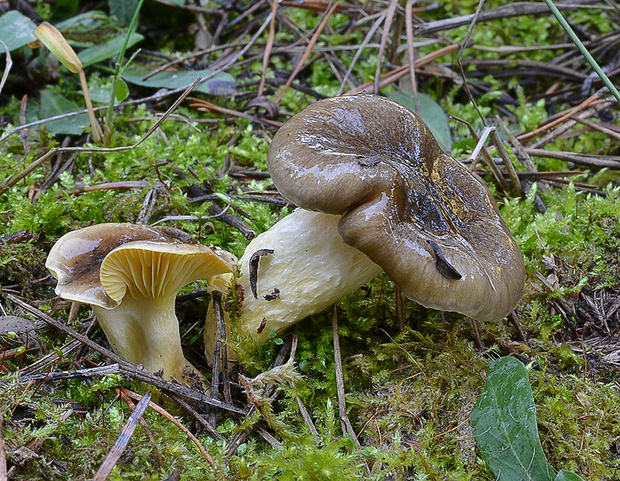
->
(268, 94, 525, 321)
(100, 240, 236, 304)
(46, 223, 236, 309)
(46, 223, 190, 308)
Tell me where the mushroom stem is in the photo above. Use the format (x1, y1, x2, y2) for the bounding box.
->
(205, 208, 382, 355)
(94, 295, 205, 386)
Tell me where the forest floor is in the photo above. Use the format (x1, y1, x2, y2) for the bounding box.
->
(1, 0, 620, 479)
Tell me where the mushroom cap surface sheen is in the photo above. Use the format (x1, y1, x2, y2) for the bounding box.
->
(267, 94, 525, 321)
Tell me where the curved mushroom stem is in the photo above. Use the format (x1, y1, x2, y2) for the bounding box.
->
(94, 296, 206, 388)
(204, 208, 382, 358)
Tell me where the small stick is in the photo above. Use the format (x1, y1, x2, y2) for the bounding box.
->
(258, 0, 279, 96)
(0, 413, 6, 481)
(295, 397, 320, 441)
(331, 305, 359, 444)
(210, 291, 224, 426)
(395, 284, 405, 332)
(117, 389, 164, 469)
(120, 388, 214, 465)
(93, 391, 152, 481)
(275, 3, 339, 103)
(470, 318, 483, 349)
(169, 394, 224, 441)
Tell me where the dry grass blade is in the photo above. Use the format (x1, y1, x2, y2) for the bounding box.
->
(120, 388, 214, 465)
(489, 128, 523, 196)
(188, 97, 282, 127)
(0, 40, 11, 97)
(259, 0, 279, 96)
(524, 149, 620, 169)
(405, 0, 420, 113)
(332, 305, 359, 444)
(274, 2, 339, 103)
(93, 391, 152, 480)
(117, 391, 164, 469)
(374, 0, 399, 94)
(517, 90, 609, 143)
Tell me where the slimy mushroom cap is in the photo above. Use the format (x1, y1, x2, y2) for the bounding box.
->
(268, 94, 525, 321)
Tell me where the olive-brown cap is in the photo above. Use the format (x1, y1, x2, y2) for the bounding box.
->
(46, 223, 236, 308)
(267, 94, 525, 321)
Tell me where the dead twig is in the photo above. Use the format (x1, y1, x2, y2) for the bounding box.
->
(275, 2, 339, 103)
(119, 388, 214, 466)
(7, 294, 246, 414)
(414, 0, 602, 35)
(0, 413, 6, 481)
(94, 391, 153, 480)
(524, 149, 620, 169)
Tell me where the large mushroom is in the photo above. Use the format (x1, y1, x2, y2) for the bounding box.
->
(47, 223, 236, 387)
(206, 94, 525, 352)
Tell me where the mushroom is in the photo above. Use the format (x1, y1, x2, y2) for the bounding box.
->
(206, 94, 525, 352)
(46, 223, 236, 387)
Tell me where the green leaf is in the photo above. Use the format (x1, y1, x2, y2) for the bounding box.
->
(114, 78, 130, 102)
(555, 470, 585, 481)
(471, 356, 556, 481)
(108, 0, 141, 26)
(0, 11, 37, 52)
(389, 90, 453, 153)
(122, 68, 236, 96)
(78, 32, 144, 68)
(39, 89, 89, 135)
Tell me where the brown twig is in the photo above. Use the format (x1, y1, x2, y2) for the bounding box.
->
(274, 2, 339, 103)
(405, 0, 421, 113)
(188, 97, 281, 128)
(169, 394, 224, 441)
(523, 149, 620, 169)
(259, 0, 279, 96)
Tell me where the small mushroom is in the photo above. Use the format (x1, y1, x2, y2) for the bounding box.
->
(46, 223, 236, 387)
(206, 94, 525, 351)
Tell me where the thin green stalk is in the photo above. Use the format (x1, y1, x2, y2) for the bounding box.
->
(543, 0, 620, 102)
(105, 0, 145, 131)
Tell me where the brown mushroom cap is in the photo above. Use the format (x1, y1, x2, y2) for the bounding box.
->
(267, 94, 525, 321)
(45, 223, 235, 309)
